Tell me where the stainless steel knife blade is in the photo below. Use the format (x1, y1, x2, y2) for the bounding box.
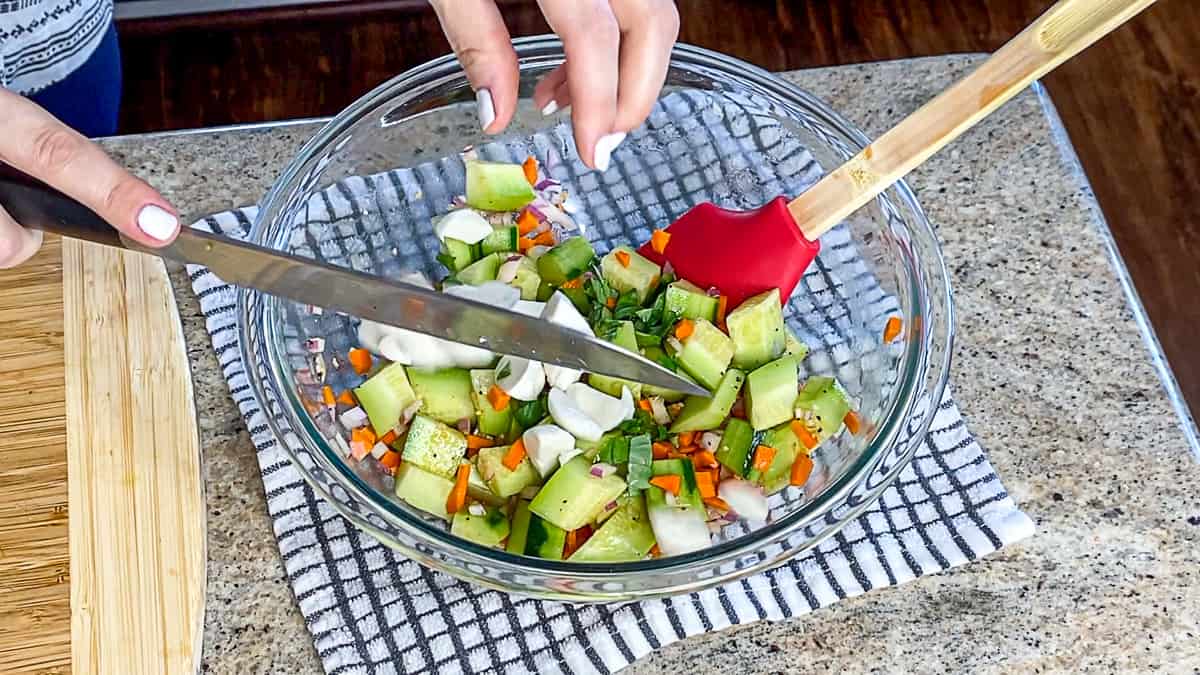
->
(158, 228, 709, 396)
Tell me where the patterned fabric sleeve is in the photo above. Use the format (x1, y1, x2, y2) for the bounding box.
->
(0, 0, 113, 95)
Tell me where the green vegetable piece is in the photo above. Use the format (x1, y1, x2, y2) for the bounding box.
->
(507, 501, 566, 559)
(438, 237, 477, 273)
(456, 252, 503, 285)
(469, 369, 512, 437)
(715, 417, 756, 477)
(596, 435, 630, 466)
(675, 319, 735, 390)
(406, 367, 474, 426)
(450, 506, 510, 548)
(755, 422, 799, 494)
(651, 458, 705, 510)
(600, 246, 662, 303)
(588, 320, 644, 400)
(670, 368, 746, 433)
(783, 327, 810, 360)
(537, 237, 596, 285)
(664, 280, 718, 322)
(507, 255, 542, 300)
(570, 494, 656, 562)
(480, 225, 519, 256)
(511, 396, 548, 431)
(476, 445, 541, 497)
(745, 356, 800, 430)
(529, 456, 626, 531)
(794, 376, 852, 440)
(625, 434, 653, 494)
(393, 462, 455, 521)
(467, 461, 506, 506)
(401, 414, 468, 479)
(640, 345, 689, 402)
(353, 362, 417, 435)
(466, 160, 536, 211)
(727, 288, 787, 370)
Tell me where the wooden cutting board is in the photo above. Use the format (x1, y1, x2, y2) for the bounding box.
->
(0, 236, 206, 674)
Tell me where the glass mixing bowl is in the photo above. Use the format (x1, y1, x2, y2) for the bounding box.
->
(240, 36, 953, 601)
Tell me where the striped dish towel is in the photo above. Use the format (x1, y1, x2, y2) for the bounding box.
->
(187, 91, 1034, 674)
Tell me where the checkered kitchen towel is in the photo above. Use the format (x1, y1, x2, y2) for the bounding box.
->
(187, 91, 1034, 674)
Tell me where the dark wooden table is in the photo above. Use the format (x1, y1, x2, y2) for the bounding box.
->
(114, 0, 1200, 423)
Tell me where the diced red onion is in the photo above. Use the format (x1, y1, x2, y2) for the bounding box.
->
(535, 178, 561, 191)
(496, 260, 521, 284)
(730, 396, 746, 419)
(370, 442, 390, 459)
(520, 485, 541, 500)
(468, 502, 488, 516)
(648, 397, 670, 425)
(455, 418, 472, 434)
(401, 400, 423, 424)
(590, 463, 618, 478)
(506, 254, 525, 263)
(338, 406, 369, 430)
(699, 431, 722, 452)
(721, 511, 739, 523)
(603, 500, 620, 512)
(662, 260, 675, 278)
(295, 368, 316, 385)
(304, 337, 325, 354)
(532, 196, 577, 230)
(706, 286, 721, 298)
(524, 204, 547, 222)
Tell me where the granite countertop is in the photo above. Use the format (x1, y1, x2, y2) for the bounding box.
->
(99, 54, 1200, 673)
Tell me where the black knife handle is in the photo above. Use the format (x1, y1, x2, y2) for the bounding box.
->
(0, 161, 126, 249)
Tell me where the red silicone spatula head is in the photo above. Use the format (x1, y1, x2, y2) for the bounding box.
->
(637, 196, 819, 309)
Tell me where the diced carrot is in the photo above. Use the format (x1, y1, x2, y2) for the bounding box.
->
(751, 445, 776, 473)
(843, 410, 862, 436)
(790, 420, 819, 450)
(336, 390, 357, 406)
(703, 496, 730, 512)
(883, 316, 903, 343)
(522, 156, 539, 185)
(674, 318, 695, 340)
(533, 230, 556, 246)
(560, 276, 584, 289)
(446, 463, 471, 514)
(348, 348, 373, 375)
(649, 543, 661, 558)
(517, 209, 540, 235)
(467, 434, 494, 450)
(675, 445, 699, 455)
(790, 453, 814, 487)
(691, 450, 719, 470)
(715, 295, 729, 329)
(564, 528, 577, 557)
(605, 296, 617, 309)
(379, 450, 401, 471)
(487, 384, 510, 411)
(677, 431, 695, 447)
(321, 385, 336, 406)
(352, 426, 377, 447)
(694, 470, 717, 498)
(638, 398, 653, 412)
(518, 236, 536, 252)
(650, 229, 671, 255)
(379, 429, 398, 446)
(652, 441, 674, 459)
(614, 250, 631, 268)
(649, 474, 682, 495)
(502, 438, 527, 471)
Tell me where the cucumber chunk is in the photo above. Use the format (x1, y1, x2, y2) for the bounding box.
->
(755, 422, 799, 494)
(529, 456, 626, 531)
(675, 319, 734, 391)
(664, 280, 718, 322)
(670, 368, 746, 433)
(466, 160, 535, 211)
(570, 494, 656, 562)
(394, 462, 455, 521)
(476, 445, 541, 497)
(507, 255, 542, 300)
(401, 414, 467, 479)
(745, 356, 799, 430)
(794, 376, 851, 440)
(438, 237, 477, 273)
(456, 252, 503, 286)
(651, 458, 704, 511)
(537, 237, 596, 285)
(469, 369, 512, 437)
(507, 501, 567, 559)
(640, 345, 690, 402)
(588, 320, 643, 400)
(727, 288, 787, 370)
(600, 246, 662, 303)
(480, 226, 519, 256)
(407, 367, 474, 426)
(715, 417, 755, 477)
(451, 506, 510, 548)
(467, 461, 507, 506)
(783, 327, 809, 360)
(353, 362, 417, 434)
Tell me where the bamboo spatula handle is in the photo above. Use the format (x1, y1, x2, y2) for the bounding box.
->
(789, 0, 1158, 240)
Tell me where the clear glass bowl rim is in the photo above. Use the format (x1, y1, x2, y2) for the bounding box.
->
(241, 35, 955, 598)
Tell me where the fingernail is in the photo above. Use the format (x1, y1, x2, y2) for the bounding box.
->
(541, 100, 559, 116)
(476, 88, 496, 132)
(136, 204, 178, 241)
(593, 132, 626, 172)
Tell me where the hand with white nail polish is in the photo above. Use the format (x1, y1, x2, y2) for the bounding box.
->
(0, 88, 179, 269)
(430, 0, 679, 171)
